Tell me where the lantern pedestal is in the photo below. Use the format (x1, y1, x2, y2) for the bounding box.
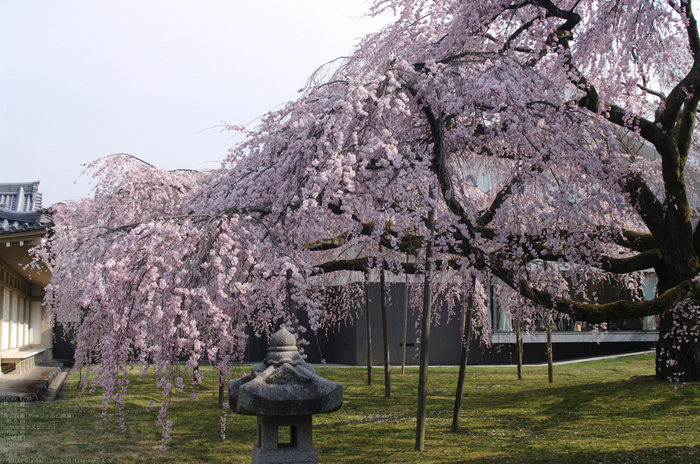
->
(252, 415, 316, 464)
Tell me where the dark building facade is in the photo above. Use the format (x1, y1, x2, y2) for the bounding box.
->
(247, 280, 657, 366)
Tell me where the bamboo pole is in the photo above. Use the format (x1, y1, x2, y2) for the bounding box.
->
(415, 187, 435, 452)
(365, 271, 373, 387)
(380, 249, 391, 397)
(547, 309, 554, 383)
(516, 317, 523, 380)
(451, 278, 474, 433)
(401, 256, 409, 375)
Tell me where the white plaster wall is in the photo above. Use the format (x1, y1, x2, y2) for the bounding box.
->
(30, 300, 42, 345)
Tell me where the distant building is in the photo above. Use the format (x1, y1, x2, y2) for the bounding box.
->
(246, 277, 658, 367)
(0, 181, 55, 374)
(0, 181, 43, 212)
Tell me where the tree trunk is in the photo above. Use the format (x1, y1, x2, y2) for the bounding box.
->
(218, 368, 225, 408)
(451, 282, 473, 433)
(380, 252, 391, 398)
(415, 187, 435, 452)
(654, 254, 700, 382)
(216, 352, 225, 407)
(646, 170, 700, 381)
(365, 272, 373, 387)
(656, 302, 700, 382)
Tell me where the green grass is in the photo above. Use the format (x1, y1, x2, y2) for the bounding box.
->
(1, 354, 699, 463)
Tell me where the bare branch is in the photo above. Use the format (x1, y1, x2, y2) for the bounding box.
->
(478, 159, 545, 226)
(636, 83, 666, 101)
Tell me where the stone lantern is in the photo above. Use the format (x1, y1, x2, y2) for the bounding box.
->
(229, 328, 343, 464)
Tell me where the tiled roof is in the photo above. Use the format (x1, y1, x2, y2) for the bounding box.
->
(0, 207, 54, 234)
(0, 181, 43, 212)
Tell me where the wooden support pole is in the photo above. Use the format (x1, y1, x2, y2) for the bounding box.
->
(401, 263, 409, 375)
(451, 278, 474, 433)
(365, 271, 373, 387)
(415, 187, 435, 452)
(516, 317, 523, 380)
(547, 309, 554, 384)
(380, 249, 391, 398)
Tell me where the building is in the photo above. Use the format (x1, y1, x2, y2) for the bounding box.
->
(0, 181, 54, 374)
(246, 276, 658, 366)
(0, 182, 44, 212)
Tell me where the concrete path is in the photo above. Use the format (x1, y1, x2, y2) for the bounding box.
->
(0, 361, 70, 403)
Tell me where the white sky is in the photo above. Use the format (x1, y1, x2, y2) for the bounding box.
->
(0, 0, 392, 206)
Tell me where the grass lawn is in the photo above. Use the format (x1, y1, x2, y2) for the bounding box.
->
(1, 353, 698, 463)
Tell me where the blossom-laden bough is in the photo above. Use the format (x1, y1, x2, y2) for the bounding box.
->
(36, 0, 700, 450)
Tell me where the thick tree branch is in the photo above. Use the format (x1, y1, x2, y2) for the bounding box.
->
(532, 249, 661, 274)
(313, 257, 371, 274)
(223, 206, 273, 216)
(637, 84, 666, 101)
(613, 228, 657, 253)
(501, 16, 540, 54)
(536, 3, 665, 146)
(100, 205, 273, 238)
(516, 231, 661, 273)
(305, 218, 424, 254)
(676, 93, 700, 164)
(475, 224, 655, 254)
(312, 256, 461, 276)
(681, 0, 700, 57)
(505, 0, 580, 33)
(655, 0, 700, 134)
(477, 160, 545, 226)
(305, 232, 350, 251)
(656, 60, 700, 133)
(553, 279, 700, 323)
(621, 171, 665, 237)
(403, 83, 474, 231)
(533, 0, 580, 33)
(494, 264, 700, 324)
(414, 51, 498, 71)
(597, 249, 663, 274)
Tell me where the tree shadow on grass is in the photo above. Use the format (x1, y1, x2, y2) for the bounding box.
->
(433, 375, 700, 426)
(438, 444, 700, 464)
(319, 371, 700, 464)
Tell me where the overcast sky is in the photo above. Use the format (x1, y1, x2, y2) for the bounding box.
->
(0, 1, 392, 206)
